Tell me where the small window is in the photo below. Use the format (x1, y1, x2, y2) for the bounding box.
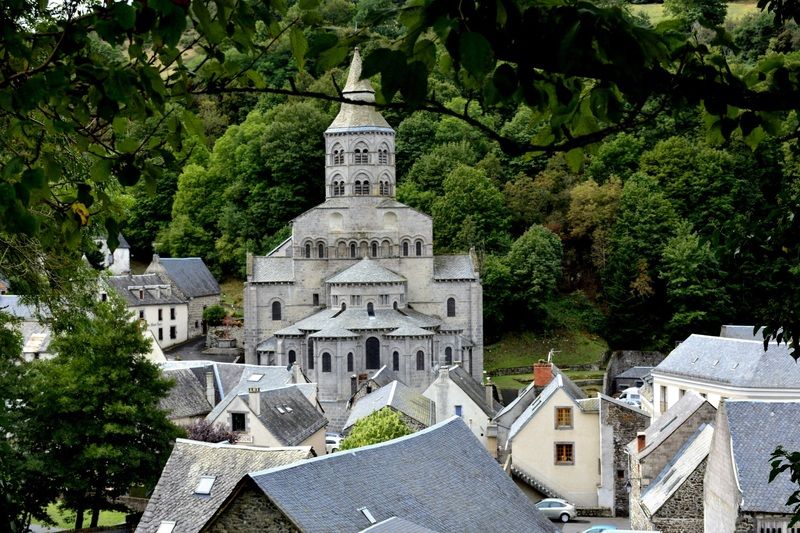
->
(305, 243, 311, 258)
(416, 350, 425, 371)
(347, 352, 354, 372)
(318, 243, 325, 258)
(555, 443, 574, 465)
(555, 407, 573, 429)
(101, 293, 107, 302)
(158, 308, 163, 321)
(169, 326, 177, 340)
(445, 347, 452, 365)
(308, 352, 314, 369)
(455, 405, 463, 417)
(156, 522, 176, 533)
(660, 385, 668, 413)
(288, 350, 296, 364)
(415, 240, 422, 256)
(447, 298, 456, 317)
(170, 307, 176, 320)
(195, 475, 216, 495)
(354, 180, 361, 195)
(341, 302, 347, 311)
(272, 301, 282, 321)
(350, 242, 357, 258)
(402, 241, 409, 257)
(194, 320, 199, 328)
(231, 412, 246, 432)
(322, 352, 332, 372)
(393, 351, 399, 371)
(617, 469, 625, 480)
(313, 293, 320, 306)
(367, 302, 375, 316)
(158, 328, 163, 341)
(139, 310, 145, 320)
(371, 241, 377, 257)
(139, 289, 144, 300)
(379, 150, 388, 165)
(360, 180, 370, 195)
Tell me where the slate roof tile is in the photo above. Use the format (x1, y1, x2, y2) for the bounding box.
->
(432, 255, 477, 281)
(248, 385, 328, 446)
(106, 274, 186, 306)
(628, 391, 710, 459)
(345, 381, 435, 431)
(252, 256, 295, 283)
(326, 257, 406, 284)
(154, 257, 220, 298)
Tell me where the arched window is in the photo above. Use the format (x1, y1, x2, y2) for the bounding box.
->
(393, 351, 400, 371)
(341, 302, 347, 311)
(415, 240, 422, 256)
(305, 243, 311, 258)
(366, 337, 380, 369)
(380, 181, 389, 195)
(322, 352, 332, 372)
(354, 180, 361, 195)
(447, 298, 456, 317)
(350, 242, 357, 258)
(333, 146, 344, 165)
(332, 180, 343, 196)
(402, 241, 409, 257)
(272, 301, 281, 321)
(393, 301, 398, 310)
(347, 352, 354, 372)
(360, 180, 370, 195)
(371, 241, 378, 257)
(445, 347, 453, 365)
(379, 149, 388, 165)
(367, 302, 374, 316)
(381, 240, 390, 257)
(288, 350, 296, 364)
(318, 243, 325, 258)
(337, 241, 346, 257)
(339, 181, 346, 195)
(416, 350, 425, 371)
(307, 339, 314, 369)
(354, 147, 370, 164)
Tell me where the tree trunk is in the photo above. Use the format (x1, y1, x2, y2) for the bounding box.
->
(90, 504, 100, 528)
(74, 504, 84, 530)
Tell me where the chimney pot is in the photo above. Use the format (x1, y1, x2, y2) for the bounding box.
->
(637, 432, 647, 453)
(533, 362, 554, 388)
(248, 387, 261, 416)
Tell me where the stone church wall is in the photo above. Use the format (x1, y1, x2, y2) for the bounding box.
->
(203, 482, 298, 533)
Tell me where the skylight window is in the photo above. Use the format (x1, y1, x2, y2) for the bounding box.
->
(276, 406, 286, 414)
(712, 360, 720, 366)
(284, 405, 293, 413)
(195, 475, 216, 495)
(247, 373, 264, 382)
(157, 522, 176, 533)
(359, 507, 377, 525)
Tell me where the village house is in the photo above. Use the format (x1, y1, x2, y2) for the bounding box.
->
(628, 391, 716, 531)
(0, 294, 52, 361)
(200, 417, 558, 533)
(146, 255, 221, 338)
(136, 439, 312, 533)
(94, 233, 131, 275)
(704, 400, 800, 533)
(423, 364, 499, 445)
(651, 330, 800, 416)
(343, 379, 435, 434)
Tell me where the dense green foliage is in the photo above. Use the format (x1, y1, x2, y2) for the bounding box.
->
(203, 304, 228, 326)
(339, 408, 412, 450)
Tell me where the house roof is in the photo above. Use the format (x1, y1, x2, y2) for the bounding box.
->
(598, 393, 649, 417)
(326, 258, 406, 285)
(726, 400, 800, 513)
(641, 423, 714, 515)
(136, 439, 311, 533)
(361, 517, 439, 533)
(154, 257, 220, 298)
(204, 366, 299, 423)
(616, 366, 654, 380)
(444, 365, 496, 417)
(160, 368, 214, 420)
(719, 325, 764, 340)
(654, 334, 800, 389)
(252, 256, 295, 283)
(248, 417, 558, 533)
(432, 255, 477, 281)
(0, 295, 43, 319)
(247, 385, 328, 446)
(117, 233, 130, 249)
(348, 366, 397, 406)
(326, 48, 393, 132)
(628, 391, 711, 459)
(106, 274, 186, 306)
(495, 381, 536, 419)
(344, 381, 435, 431)
(507, 375, 563, 445)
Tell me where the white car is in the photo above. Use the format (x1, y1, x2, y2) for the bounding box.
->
(534, 498, 577, 522)
(325, 433, 343, 454)
(619, 387, 641, 407)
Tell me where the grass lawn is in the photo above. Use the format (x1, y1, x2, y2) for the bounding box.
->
(491, 369, 605, 391)
(31, 503, 127, 530)
(632, 1, 757, 24)
(484, 329, 608, 372)
(219, 278, 244, 316)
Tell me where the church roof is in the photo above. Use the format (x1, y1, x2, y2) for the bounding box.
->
(433, 255, 477, 281)
(326, 258, 406, 285)
(326, 48, 393, 132)
(272, 306, 445, 340)
(252, 257, 294, 283)
(384, 324, 435, 337)
(309, 326, 360, 339)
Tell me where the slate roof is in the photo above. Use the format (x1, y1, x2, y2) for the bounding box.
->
(327, 258, 406, 285)
(247, 385, 328, 446)
(204, 365, 298, 423)
(326, 49, 393, 132)
(155, 257, 220, 298)
(251, 256, 295, 283)
(616, 366, 654, 380)
(344, 381, 435, 431)
(348, 366, 397, 406)
(598, 393, 649, 417)
(719, 325, 764, 340)
(160, 368, 213, 420)
(273, 306, 443, 340)
(654, 334, 800, 388)
(432, 255, 477, 281)
(361, 517, 439, 533)
(136, 439, 311, 533)
(0, 295, 39, 319)
(726, 400, 800, 513)
(495, 381, 536, 419)
(106, 274, 186, 306)
(641, 423, 713, 515)
(383, 324, 434, 337)
(445, 365, 496, 417)
(628, 391, 710, 459)
(117, 233, 130, 249)
(248, 417, 558, 533)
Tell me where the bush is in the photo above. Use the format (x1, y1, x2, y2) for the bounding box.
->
(185, 420, 239, 444)
(202, 305, 227, 326)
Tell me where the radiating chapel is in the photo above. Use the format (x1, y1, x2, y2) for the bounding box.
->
(244, 49, 483, 403)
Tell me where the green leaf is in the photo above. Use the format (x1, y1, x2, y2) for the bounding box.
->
(565, 147, 584, 172)
(90, 158, 113, 183)
(298, 0, 320, 8)
(181, 109, 207, 145)
(492, 64, 517, 98)
(111, 2, 137, 30)
(117, 138, 139, 154)
(459, 32, 495, 78)
(413, 39, 437, 70)
(289, 28, 309, 70)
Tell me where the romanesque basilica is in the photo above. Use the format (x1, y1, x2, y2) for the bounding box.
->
(244, 49, 483, 402)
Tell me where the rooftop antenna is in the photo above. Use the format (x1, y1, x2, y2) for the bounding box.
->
(547, 349, 560, 363)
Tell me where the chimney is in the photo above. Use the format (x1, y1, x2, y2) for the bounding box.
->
(485, 377, 494, 407)
(533, 361, 554, 388)
(439, 365, 450, 379)
(248, 387, 261, 416)
(291, 362, 303, 384)
(637, 432, 646, 453)
(246, 252, 254, 278)
(152, 253, 160, 264)
(205, 371, 216, 407)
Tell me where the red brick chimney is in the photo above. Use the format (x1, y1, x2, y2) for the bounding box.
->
(637, 432, 647, 452)
(533, 361, 554, 388)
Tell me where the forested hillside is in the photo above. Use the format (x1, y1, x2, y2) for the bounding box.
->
(114, 1, 800, 352)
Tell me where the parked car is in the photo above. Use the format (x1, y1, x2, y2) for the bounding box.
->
(618, 387, 641, 407)
(325, 432, 343, 454)
(581, 526, 618, 533)
(534, 498, 577, 523)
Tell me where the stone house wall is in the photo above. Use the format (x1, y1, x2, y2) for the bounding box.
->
(649, 458, 706, 533)
(188, 294, 220, 338)
(203, 482, 298, 533)
(603, 351, 665, 396)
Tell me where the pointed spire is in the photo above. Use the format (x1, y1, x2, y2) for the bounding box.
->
(342, 47, 375, 100)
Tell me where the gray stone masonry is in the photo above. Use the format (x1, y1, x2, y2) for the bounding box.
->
(203, 481, 298, 533)
(190, 294, 220, 338)
(650, 458, 706, 533)
(601, 399, 649, 516)
(604, 350, 664, 395)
